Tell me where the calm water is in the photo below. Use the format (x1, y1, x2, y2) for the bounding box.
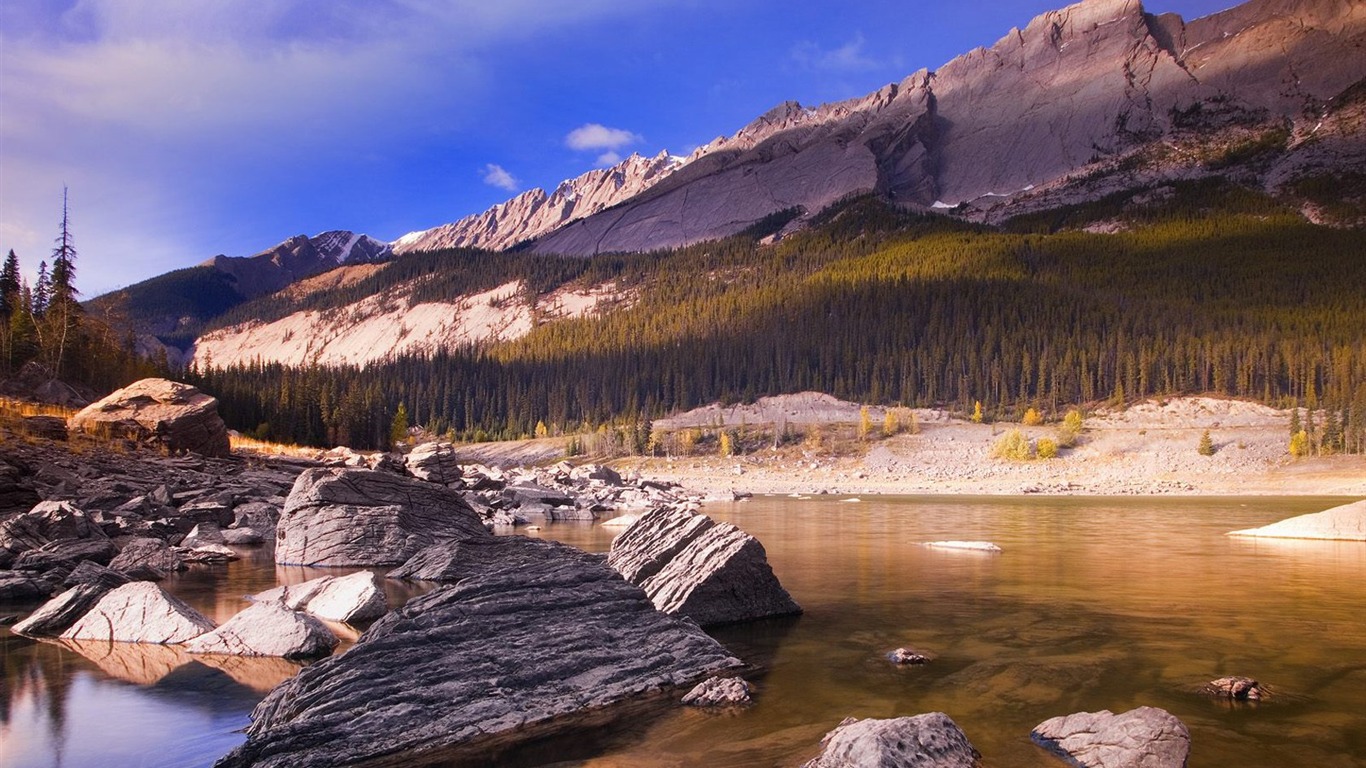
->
(3, 496, 1364, 767)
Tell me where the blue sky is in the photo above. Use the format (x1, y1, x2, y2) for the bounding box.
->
(0, 0, 1236, 297)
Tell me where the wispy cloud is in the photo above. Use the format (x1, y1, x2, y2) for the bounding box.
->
(565, 124, 642, 151)
(791, 33, 894, 73)
(595, 151, 623, 167)
(482, 164, 519, 192)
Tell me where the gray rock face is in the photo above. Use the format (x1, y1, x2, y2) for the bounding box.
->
(185, 601, 338, 659)
(389, 535, 602, 581)
(218, 537, 741, 768)
(607, 506, 801, 626)
(682, 676, 753, 707)
(253, 571, 388, 625)
(803, 713, 981, 768)
(274, 468, 490, 566)
(67, 378, 232, 458)
(108, 537, 186, 577)
(0, 500, 108, 563)
(61, 581, 217, 644)
(1031, 706, 1191, 768)
(11, 536, 119, 572)
(0, 572, 55, 601)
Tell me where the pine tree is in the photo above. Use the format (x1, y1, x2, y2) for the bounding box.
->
(0, 250, 19, 319)
(1198, 429, 1215, 456)
(46, 187, 81, 377)
(971, 400, 983, 424)
(390, 402, 409, 446)
(33, 260, 50, 317)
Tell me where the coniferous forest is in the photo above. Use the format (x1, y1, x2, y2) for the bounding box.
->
(182, 182, 1366, 454)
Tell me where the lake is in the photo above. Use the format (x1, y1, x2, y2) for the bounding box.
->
(3, 495, 1364, 767)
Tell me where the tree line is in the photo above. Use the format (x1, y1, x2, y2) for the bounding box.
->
(187, 183, 1366, 456)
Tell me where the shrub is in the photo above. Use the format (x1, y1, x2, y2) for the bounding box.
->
(1289, 429, 1310, 457)
(991, 428, 1034, 460)
(1057, 408, 1084, 447)
(1036, 438, 1058, 459)
(1023, 407, 1043, 426)
(1198, 430, 1215, 456)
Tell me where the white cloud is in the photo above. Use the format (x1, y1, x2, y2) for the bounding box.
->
(482, 164, 519, 191)
(595, 151, 623, 167)
(565, 123, 642, 151)
(791, 33, 891, 73)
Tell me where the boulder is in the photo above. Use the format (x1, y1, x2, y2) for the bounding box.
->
(0, 500, 108, 562)
(217, 537, 741, 768)
(803, 713, 981, 768)
(108, 537, 185, 577)
(232, 500, 280, 532)
(1228, 499, 1366, 541)
(390, 536, 602, 582)
(0, 457, 40, 516)
(607, 506, 801, 626)
(67, 378, 232, 458)
(11, 536, 119, 572)
(180, 522, 226, 548)
(61, 581, 217, 644)
(404, 441, 462, 485)
(1030, 707, 1191, 768)
(682, 676, 753, 707)
(274, 468, 489, 566)
(0, 572, 56, 601)
(889, 648, 931, 665)
(62, 560, 133, 589)
(570, 464, 623, 485)
(253, 571, 388, 625)
(1199, 676, 1267, 701)
(221, 527, 265, 545)
(13, 576, 127, 637)
(185, 601, 338, 659)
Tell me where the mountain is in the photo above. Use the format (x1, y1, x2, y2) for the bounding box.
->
(520, 0, 1364, 254)
(392, 151, 684, 254)
(87, 230, 391, 361)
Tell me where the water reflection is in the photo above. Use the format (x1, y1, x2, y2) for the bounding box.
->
(2, 496, 1364, 767)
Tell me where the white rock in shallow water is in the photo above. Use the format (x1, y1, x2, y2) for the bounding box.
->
(599, 514, 641, 529)
(61, 582, 216, 644)
(924, 541, 1003, 553)
(1227, 499, 1366, 541)
(186, 601, 338, 659)
(682, 676, 752, 707)
(803, 713, 980, 768)
(253, 571, 387, 624)
(1031, 706, 1190, 768)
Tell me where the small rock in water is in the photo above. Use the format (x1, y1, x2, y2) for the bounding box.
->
(682, 676, 753, 707)
(888, 647, 930, 665)
(1031, 706, 1190, 768)
(1200, 676, 1267, 701)
(60, 581, 216, 644)
(803, 713, 981, 767)
(924, 541, 1002, 553)
(185, 601, 338, 659)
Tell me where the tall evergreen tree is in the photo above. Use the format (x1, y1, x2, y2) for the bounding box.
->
(46, 187, 82, 376)
(33, 260, 50, 317)
(0, 249, 19, 318)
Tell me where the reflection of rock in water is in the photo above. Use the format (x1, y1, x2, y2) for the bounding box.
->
(192, 653, 305, 694)
(707, 613, 801, 675)
(54, 638, 193, 686)
(151, 660, 278, 710)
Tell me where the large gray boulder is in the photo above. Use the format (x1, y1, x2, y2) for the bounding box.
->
(61, 581, 216, 644)
(404, 441, 462, 485)
(274, 468, 490, 566)
(67, 378, 232, 458)
(108, 536, 186, 577)
(606, 505, 801, 626)
(1228, 499, 1366, 541)
(12, 571, 128, 637)
(217, 537, 741, 768)
(803, 713, 981, 768)
(252, 571, 388, 625)
(185, 601, 338, 659)
(1030, 707, 1191, 768)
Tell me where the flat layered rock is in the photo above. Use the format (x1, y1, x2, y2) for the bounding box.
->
(404, 442, 462, 485)
(13, 580, 123, 638)
(607, 506, 800, 626)
(389, 535, 601, 582)
(803, 713, 981, 768)
(1228, 499, 1366, 541)
(186, 601, 338, 659)
(108, 537, 186, 577)
(275, 468, 489, 566)
(253, 571, 388, 625)
(61, 581, 216, 644)
(67, 378, 231, 458)
(0, 500, 108, 563)
(218, 538, 741, 768)
(1031, 707, 1190, 768)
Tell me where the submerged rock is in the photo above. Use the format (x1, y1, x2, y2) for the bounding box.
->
(923, 541, 1002, 553)
(1030, 706, 1190, 768)
(218, 537, 741, 768)
(61, 581, 216, 644)
(607, 506, 801, 626)
(682, 677, 753, 707)
(1227, 499, 1366, 541)
(803, 713, 981, 767)
(186, 601, 338, 659)
(1199, 676, 1268, 701)
(67, 378, 232, 458)
(252, 571, 388, 625)
(889, 648, 931, 665)
(275, 468, 489, 566)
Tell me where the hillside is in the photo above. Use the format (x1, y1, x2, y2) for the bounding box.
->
(187, 186, 1366, 451)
